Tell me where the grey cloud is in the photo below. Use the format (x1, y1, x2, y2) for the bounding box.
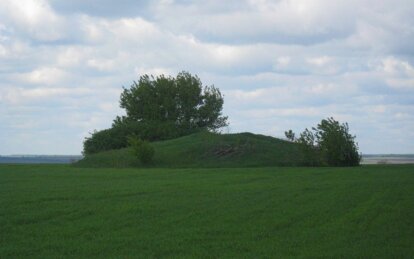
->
(48, 0, 152, 18)
(1, 0, 414, 154)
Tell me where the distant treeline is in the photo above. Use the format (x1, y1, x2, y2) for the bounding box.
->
(0, 155, 83, 164)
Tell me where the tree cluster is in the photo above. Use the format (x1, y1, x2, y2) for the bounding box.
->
(285, 117, 361, 166)
(83, 72, 228, 155)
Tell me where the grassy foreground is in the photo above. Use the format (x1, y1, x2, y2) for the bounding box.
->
(1, 164, 413, 258)
(75, 131, 305, 168)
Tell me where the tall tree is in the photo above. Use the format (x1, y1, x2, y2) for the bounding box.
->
(115, 71, 228, 132)
(83, 72, 228, 154)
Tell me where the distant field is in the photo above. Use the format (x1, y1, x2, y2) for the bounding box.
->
(1, 164, 413, 258)
(361, 154, 414, 165)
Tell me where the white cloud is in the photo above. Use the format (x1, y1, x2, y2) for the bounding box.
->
(386, 78, 414, 90)
(151, 0, 359, 45)
(376, 57, 414, 90)
(134, 66, 174, 77)
(0, 0, 66, 41)
(380, 57, 414, 77)
(0, 87, 92, 104)
(368, 105, 387, 114)
(307, 56, 332, 66)
(275, 56, 291, 68)
(0, 44, 7, 57)
(87, 58, 115, 71)
(245, 107, 322, 118)
(57, 47, 87, 67)
(17, 67, 69, 85)
(307, 83, 335, 94)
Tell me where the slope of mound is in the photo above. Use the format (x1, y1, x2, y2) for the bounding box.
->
(74, 132, 305, 168)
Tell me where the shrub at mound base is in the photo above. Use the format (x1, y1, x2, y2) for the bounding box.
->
(127, 136, 155, 165)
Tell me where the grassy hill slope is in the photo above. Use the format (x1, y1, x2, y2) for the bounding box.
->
(75, 131, 305, 168)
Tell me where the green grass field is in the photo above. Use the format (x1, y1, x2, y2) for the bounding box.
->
(1, 164, 413, 258)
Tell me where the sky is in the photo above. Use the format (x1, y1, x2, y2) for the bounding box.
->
(0, 0, 413, 155)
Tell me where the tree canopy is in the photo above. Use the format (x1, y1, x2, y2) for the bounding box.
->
(313, 118, 360, 166)
(83, 72, 228, 155)
(115, 71, 227, 132)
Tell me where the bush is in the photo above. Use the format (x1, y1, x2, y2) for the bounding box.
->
(127, 136, 155, 165)
(83, 127, 128, 155)
(288, 117, 361, 166)
(314, 118, 360, 166)
(82, 120, 180, 155)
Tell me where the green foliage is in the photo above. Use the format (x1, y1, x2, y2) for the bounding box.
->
(293, 117, 360, 166)
(284, 129, 296, 142)
(83, 71, 228, 155)
(297, 128, 321, 166)
(127, 135, 155, 165)
(2, 164, 414, 258)
(119, 71, 227, 132)
(82, 121, 148, 155)
(314, 117, 360, 166)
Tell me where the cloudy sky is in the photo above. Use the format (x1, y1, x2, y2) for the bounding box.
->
(0, 0, 413, 155)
